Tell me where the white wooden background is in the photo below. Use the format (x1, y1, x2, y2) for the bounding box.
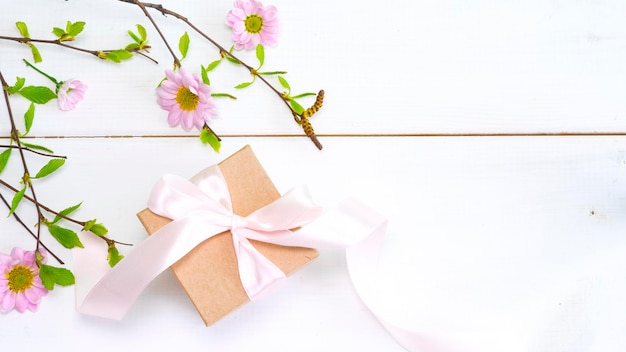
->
(2, 1, 626, 351)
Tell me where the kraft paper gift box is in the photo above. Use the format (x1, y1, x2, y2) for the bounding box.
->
(136, 145, 319, 326)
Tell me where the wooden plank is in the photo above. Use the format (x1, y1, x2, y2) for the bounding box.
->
(0, 136, 625, 350)
(1, 1, 626, 136)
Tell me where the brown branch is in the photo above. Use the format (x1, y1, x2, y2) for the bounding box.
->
(117, 0, 323, 149)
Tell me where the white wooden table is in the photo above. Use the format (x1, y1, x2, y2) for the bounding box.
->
(2, 1, 626, 351)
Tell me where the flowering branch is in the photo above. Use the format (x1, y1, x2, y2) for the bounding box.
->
(119, 0, 324, 149)
(0, 22, 158, 64)
(0, 69, 47, 254)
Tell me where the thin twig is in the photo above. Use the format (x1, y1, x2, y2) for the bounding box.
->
(129, 0, 181, 68)
(0, 191, 64, 264)
(0, 144, 66, 159)
(0, 69, 46, 253)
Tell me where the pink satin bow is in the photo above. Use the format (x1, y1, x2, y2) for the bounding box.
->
(76, 165, 322, 319)
(148, 166, 323, 299)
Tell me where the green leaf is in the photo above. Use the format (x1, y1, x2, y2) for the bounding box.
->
(15, 21, 30, 38)
(66, 21, 85, 37)
(39, 264, 75, 290)
(53, 202, 82, 224)
(278, 76, 290, 91)
(225, 56, 240, 65)
(18, 86, 56, 104)
(0, 149, 12, 174)
(200, 127, 221, 153)
(211, 93, 237, 100)
(128, 29, 141, 44)
(104, 50, 133, 63)
(34, 158, 65, 178)
(137, 24, 147, 41)
(7, 77, 26, 94)
(124, 43, 140, 51)
(20, 142, 54, 154)
(8, 186, 26, 217)
(290, 100, 305, 115)
(48, 224, 84, 249)
(107, 246, 124, 267)
(206, 59, 222, 72)
(52, 27, 65, 38)
(255, 44, 264, 68)
(291, 92, 317, 99)
(178, 32, 190, 60)
(200, 65, 210, 85)
(29, 44, 42, 63)
(83, 219, 108, 236)
(234, 81, 254, 89)
(258, 71, 288, 76)
(23, 102, 35, 135)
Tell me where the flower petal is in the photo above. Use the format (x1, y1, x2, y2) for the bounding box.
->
(1, 292, 15, 312)
(14, 292, 28, 313)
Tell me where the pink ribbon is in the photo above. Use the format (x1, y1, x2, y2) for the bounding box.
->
(75, 165, 324, 319)
(74, 164, 430, 352)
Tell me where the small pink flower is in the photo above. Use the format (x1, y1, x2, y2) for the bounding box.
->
(57, 79, 87, 111)
(156, 68, 217, 131)
(0, 247, 48, 313)
(226, 0, 279, 50)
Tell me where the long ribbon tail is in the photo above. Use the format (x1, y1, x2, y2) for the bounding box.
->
(74, 216, 226, 320)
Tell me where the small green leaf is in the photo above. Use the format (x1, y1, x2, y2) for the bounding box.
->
(225, 56, 240, 65)
(8, 186, 26, 217)
(291, 92, 317, 99)
(15, 21, 30, 38)
(7, 77, 26, 94)
(137, 24, 147, 41)
(29, 44, 42, 63)
(128, 29, 141, 44)
(206, 59, 222, 72)
(125, 43, 140, 51)
(255, 44, 264, 68)
(200, 127, 221, 153)
(23, 102, 35, 135)
(18, 86, 57, 104)
(34, 158, 65, 178)
(107, 246, 124, 267)
(66, 21, 85, 37)
(104, 50, 133, 63)
(258, 71, 288, 76)
(83, 219, 108, 236)
(234, 81, 254, 89)
(52, 27, 65, 38)
(39, 264, 75, 290)
(290, 100, 305, 115)
(200, 65, 210, 85)
(20, 142, 54, 154)
(211, 93, 237, 100)
(178, 32, 190, 60)
(48, 224, 84, 249)
(53, 202, 82, 224)
(0, 149, 12, 174)
(278, 76, 291, 91)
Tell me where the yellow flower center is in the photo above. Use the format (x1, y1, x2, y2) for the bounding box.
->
(175, 86, 199, 111)
(245, 14, 264, 34)
(6, 265, 34, 293)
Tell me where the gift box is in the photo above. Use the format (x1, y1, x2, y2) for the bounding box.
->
(136, 145, 319, 326)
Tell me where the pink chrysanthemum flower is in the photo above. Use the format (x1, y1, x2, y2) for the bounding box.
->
(57, 79, 87, 111)
(226, 0, 279, 50)
(156, 68, 217, 131)
(0, 247, 48, 313)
